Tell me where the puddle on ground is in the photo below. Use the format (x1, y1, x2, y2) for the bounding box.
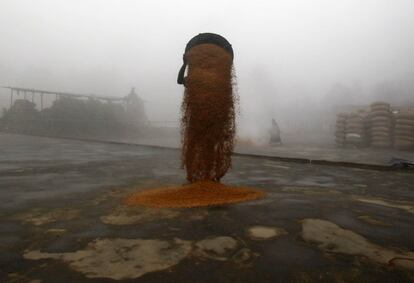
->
(24, 238, 192, 280)
(353, 184, 368, 188)
(281, 186, 343, 196)
(294, 176, 337, 188)
(301, 218, 414, 270)
(355, 198, 414, 214)
(45, 228, 67, 234)
(90, 188, 125, 205)
(357, 215, 390, 226)
(247, 176, 276, 182)
(24, 235, 256, 279)
(249, 170, 268, 175)
(247, 226, 287, 240)
(14, 208, 80, 226)
(194, 236, 238, 261)
(100, 206, 180, 225)
(4, 272, 42, 283)
(234, 196, 276, 206)
(186, 209, 209, 221)
(262, 162, 291, 170)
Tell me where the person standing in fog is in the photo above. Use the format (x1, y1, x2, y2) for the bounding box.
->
(269, 118, 282, 145)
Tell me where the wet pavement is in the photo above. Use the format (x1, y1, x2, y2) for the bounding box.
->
(1, 133, 414, 282)
(235, 144, 414, 167)
(82, 135, 414, 167)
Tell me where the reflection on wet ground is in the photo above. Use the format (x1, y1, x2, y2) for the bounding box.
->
(0, 134, 413, 282)
(88, 134, 414, 166)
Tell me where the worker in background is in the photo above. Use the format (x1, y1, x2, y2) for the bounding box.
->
(269, 118, 282, 145)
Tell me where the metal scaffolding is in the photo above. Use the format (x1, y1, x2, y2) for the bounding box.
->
(1, 86, 126, 110)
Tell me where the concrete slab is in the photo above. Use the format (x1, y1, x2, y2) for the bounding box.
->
(0, 134, 413, 282)
(47, 133, 414, 167)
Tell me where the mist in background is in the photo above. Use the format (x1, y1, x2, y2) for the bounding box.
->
(1, 0, 413, 141)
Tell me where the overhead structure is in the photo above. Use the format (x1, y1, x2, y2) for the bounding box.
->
(1, 86, 126, 110)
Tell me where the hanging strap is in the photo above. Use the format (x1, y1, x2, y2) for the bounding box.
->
(177, 55, 187, 85)
(177, 33, 234, 85)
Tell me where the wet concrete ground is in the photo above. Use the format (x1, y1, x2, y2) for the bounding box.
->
(77, 134, 414, 166)
(1, 134, 414, 282)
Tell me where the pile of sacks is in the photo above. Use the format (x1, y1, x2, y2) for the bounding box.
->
(334, 102, 413, 151)
(335, 113, 347, 147)
(369, 102, 393, 148)
(345, 112, 367, 147)
(394, 110, 414, 150)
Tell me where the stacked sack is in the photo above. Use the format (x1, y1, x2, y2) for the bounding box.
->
(369, 102, 392, 148)
(345, 112, 366, 147)
(335, 113, 347, 147)
(359, 109, 370, 146)
(394, 110, 414, 150)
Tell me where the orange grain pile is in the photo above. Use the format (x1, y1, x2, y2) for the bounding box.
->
(124, 181, 264, 208)
(123, 43, 264, 208)
(181, 44, 236, 182)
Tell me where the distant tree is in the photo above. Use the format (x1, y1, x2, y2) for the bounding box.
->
(2, 99, 39, 132)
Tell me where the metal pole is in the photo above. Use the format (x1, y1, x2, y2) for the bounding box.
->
(32, 90, 35, 103)
(40, 93, 44, 111)
(10, 89, 13, 108)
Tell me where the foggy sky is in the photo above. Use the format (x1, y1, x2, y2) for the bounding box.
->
(1, 0, 414, 129)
